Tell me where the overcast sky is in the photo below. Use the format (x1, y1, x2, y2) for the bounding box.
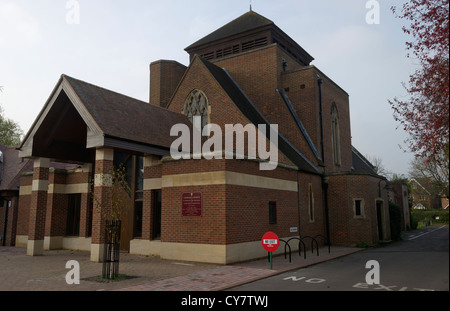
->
(0, 0, 417, 176)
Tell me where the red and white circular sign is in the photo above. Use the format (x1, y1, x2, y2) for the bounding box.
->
(261, 232, 279, 252)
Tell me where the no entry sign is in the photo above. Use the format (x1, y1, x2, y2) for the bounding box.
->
(262, 232, 279, 252)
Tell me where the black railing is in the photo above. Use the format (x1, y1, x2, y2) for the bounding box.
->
(281, 235, 331, 262)
(299, 236, 319, 257)
(286, 237, 307, 261)
(102, 220, 121, 280)
(267, 239, 292, 263)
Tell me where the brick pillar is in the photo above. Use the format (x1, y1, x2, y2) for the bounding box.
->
(6, 197, 18, 246)
(142, 155, 162, 241)
(44, 170, 66, 250)
(79, 163, 92, 238)
(27, 158, 50, 256)
(142, 190, 153, 241)
(90, 148, 113, 262)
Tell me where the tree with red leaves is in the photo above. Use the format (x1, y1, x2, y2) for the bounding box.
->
(390, 0, 449, 164)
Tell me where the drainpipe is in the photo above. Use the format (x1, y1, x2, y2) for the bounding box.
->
(322, 177, 331, 246)
(317, 75, 331, 245)
(2, 200, 8, 246)
(317, 75, 325, 163)
(297, 173, 301, 238)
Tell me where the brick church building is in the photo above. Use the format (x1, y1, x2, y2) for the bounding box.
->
(15, 10, 391, 264)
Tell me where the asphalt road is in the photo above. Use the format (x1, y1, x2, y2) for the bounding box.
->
(232, 225, 449, 291)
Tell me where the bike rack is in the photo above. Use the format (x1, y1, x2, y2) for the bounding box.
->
(279, 235, 331, 263)
(314, 234, 331, 254)
(266, 234, 332, 264)
(268, 239, 292, 263)
(299, 236, 319, 257)
(286, 237, 307, 261)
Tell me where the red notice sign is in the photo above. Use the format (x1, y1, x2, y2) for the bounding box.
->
(182, 192, 202, 217)
(261, 232, 279, 252)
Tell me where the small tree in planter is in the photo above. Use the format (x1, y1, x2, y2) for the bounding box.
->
(90, 164, 131, 280)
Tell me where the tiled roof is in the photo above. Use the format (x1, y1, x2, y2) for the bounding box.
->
(351, 147, 378, 176)
(185, 10, 274, 50)
(0, 144, 32, 191)
(63, 75, 192, 150)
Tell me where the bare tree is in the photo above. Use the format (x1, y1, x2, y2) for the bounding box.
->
(409, 155, 449, 200)
(365, 154, 392, 178)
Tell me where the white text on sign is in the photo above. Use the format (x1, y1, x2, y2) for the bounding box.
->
(263, 239, 278, 245)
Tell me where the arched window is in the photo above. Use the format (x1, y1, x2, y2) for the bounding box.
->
(331, 103, 341, 166)
(183, 89, 209, 131)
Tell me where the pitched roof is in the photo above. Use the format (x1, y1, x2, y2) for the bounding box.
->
(63, 75, 191, 150)
(197, 56, 319, 174)
(351, 147, 378, 176)
(19, 75, 192, 159)
(186, 10, 274, 50)
(0, 144, 32, 191)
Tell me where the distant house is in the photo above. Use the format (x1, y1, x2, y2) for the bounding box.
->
(0, 144, 33, 246)
(442, 196, 449, 210)
(409, 178, 441, 210)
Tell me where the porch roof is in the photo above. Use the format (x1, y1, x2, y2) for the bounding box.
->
(18, 75, 191, 162)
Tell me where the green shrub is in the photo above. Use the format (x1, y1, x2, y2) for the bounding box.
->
(410, 209, 449, 228)
(410, 212, 419, 229)
(356, 242, 370, 248)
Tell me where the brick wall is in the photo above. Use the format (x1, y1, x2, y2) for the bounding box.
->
(160, 157, 301, 245)
(17, 174, 32, 236)
(298, 172, 327, 242)
(167, 55, 294, 167)
(150, 60, 187, 108)
(328, 173, 391, 245)
(212, 45, 321, 168)
(16, 169, 91, 240)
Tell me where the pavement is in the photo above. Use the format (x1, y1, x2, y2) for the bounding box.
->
(0, 244, 362, 291)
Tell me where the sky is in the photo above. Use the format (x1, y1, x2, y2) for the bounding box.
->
(0, 0, 418, 177)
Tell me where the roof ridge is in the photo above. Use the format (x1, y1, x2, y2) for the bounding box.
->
(185, 10, 274, 50)
(62, 74, 185, 116)
(62, 74, 149, 106)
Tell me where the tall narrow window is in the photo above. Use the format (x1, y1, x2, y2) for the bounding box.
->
(134, 201, 143, 238)
(183, 89, 209, 131)
(134, 156, 144, 238)
(308, 184, 315, 222)
(153, 190, 162, 239)
(354, 199, 364, 218)
(66, 194, 81, 236)
(269, 202, 277, 224)
(331, 103, 341, 166)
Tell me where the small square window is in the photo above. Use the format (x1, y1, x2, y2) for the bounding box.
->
(269, 202, 277, 224)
